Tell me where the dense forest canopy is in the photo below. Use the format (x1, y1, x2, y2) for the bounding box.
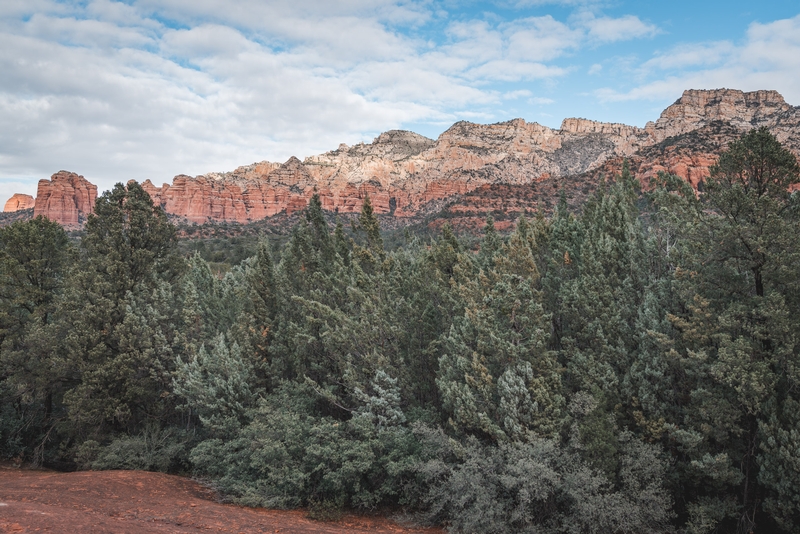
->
(2, 128, 800, 533)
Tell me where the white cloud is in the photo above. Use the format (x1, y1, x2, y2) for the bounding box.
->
(596, 14, 800, 104)
(0, 0, 683, 203)
(512, 0, 602, 6)
(504, 16, 582, 61)
(576, 13, 659, 43)
(23, 13, 155, 49)
(642, 41, 735, 71)
(467, 59, 569, 81)
(504, 89, 532, 99)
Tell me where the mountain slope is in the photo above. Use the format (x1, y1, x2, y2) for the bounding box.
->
(11, 88, 800, 227)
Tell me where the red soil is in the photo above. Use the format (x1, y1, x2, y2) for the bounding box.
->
(0, 467, 441, 533)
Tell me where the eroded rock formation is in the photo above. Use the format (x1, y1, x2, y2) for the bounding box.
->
(10, 89, 800, 227)
(4, 194, 35, 212)
(138, 88, 799, 224)
(33, 171, 97, 228)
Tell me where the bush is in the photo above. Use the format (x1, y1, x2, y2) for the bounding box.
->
(190, 383, 423, 510)
(74, 425, 191, 472)
(415, 427, 673, 534)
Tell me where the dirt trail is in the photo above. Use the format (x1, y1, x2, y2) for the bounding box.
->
(0, 467, 441, 533)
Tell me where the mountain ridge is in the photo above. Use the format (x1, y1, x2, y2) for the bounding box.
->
(7, 88, 800, 227)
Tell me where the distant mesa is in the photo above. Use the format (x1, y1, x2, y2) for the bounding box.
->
(6, 88, 800, 228)
(4, 193, 35, 212)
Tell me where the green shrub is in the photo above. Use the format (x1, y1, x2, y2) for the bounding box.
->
(415, 427, 673, 534)
(190, 383, 423, 510)
(75, 425, 191, 472)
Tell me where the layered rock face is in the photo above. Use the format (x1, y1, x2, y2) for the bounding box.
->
(142, 120, 653, 222)
(140, 88, 799, 223)
(11, 89, 800, 227)
(4, 194, 35, 212)
(645, 89, 792, 141)
(33, 171, 97, 227)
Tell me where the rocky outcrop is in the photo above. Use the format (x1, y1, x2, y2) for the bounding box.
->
(148, 88, 797, 224)
(10, 89, 800, 227)
(33, 171, 97, 227)
(142, 158, 314, 224)
(646, 89, 792, 141)
(4, 194, 35, 212)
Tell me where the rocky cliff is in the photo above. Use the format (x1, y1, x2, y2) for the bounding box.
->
(139, 118, 653, 223)
(4, 194, 35, 212)
(10, 89, 800, 227)
(33, 171, 97, 228)
(140, 88, 799, 224)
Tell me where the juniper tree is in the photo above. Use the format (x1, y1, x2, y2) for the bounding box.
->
(477, 216, 503, 270)
(437, 216, 563, 441)
(174, 333, 255, 437)
(60, 182, 182, 437)
(269, 194, 350, 396)
(235, 240, 278, 387)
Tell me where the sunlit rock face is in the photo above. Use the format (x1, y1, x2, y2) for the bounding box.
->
(4, 194, 35, 212)
(33, 171, 97, 228)
(141, 89, 798, 223)
(14, 89, 800, 227)
(646, 89, 793, 141)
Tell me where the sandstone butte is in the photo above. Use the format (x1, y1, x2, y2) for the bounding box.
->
(32, 171, 97, 228)
(11, 89, 800, 226)
(3, 193, 35, 212)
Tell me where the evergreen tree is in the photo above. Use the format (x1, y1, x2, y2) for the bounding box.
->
(352, 194, 386, 275)
(237, 240, 278, 387)
(0, 217, 71, 460)
(355, 193, 384, 252)
(269, 194, 349, 393)
(174, 333, 255, 437)
(477, 215, 503, 270)
(60, 182, 182, 438)
(437, 216, 563, 441)
(654, 128, 800, 532)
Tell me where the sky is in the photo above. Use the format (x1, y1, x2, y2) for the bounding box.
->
(1, 0, 799, 202)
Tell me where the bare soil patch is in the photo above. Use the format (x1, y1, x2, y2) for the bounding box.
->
(0, 466, 441, 533)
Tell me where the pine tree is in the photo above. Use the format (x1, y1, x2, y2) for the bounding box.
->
(477, 216, 502, 270)
(560, 163, 647, 395)
(238, 240, 278, 386)
(0, 217, 71, 460)
(352, 194, 385, 275)
(269, 194, 349, 390)
(653, 128, 800, 533)
(356, 193, 383, 252)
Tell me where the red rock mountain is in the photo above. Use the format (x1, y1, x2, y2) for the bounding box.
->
(11, 89, 800, 227)
(3, 194, 35, 212)
(33, 171, 97, 228)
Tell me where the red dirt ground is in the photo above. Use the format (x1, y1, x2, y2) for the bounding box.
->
(0, 466, 443, 533)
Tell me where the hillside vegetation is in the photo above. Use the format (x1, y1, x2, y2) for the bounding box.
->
(2, 128, 800, 534)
